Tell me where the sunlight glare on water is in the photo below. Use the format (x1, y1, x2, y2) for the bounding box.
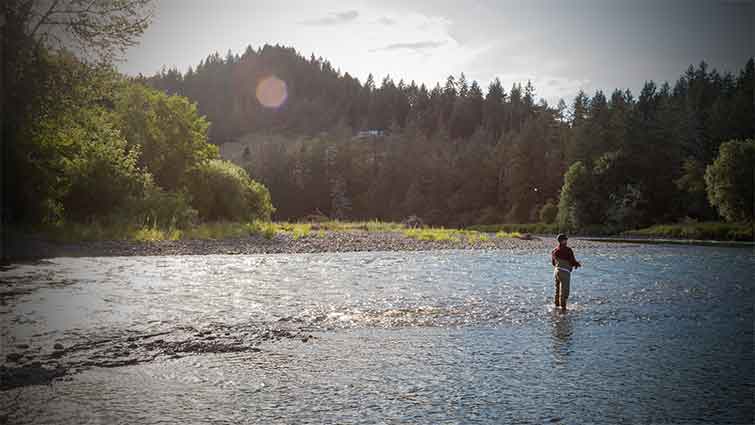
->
(1, 245, 753, 424)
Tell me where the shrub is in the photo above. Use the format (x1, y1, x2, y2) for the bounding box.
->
(468, 223, 559, 234)
(626, 222, 752, 241)
(557, 162, 602, 230)
(60, 116, 151, 222)
(539, 200, 558, 224)
(115, 83, 219, 191)
(402, 215, 424, 228)
(705, 139, 755, 222)
(134, 185, 198, 229)
(188, 160, 274, 222)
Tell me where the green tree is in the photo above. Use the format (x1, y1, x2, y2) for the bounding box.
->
(58, 109, 151, 222)
(188, 160, 274, 222)
(704, 139, 755, 222)
(539, 200, 558, 224)
(557, 162, 601, 229)
(114, 83, 218, 191)
(3, 0, 153, 225)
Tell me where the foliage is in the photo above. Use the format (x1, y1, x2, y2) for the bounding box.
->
(4, 8, 754, 240)
(58, 110, 151, 222)
(3, 0, 153, 227)
(4, 0, 153, 60)
(404, 228, 458, 242)
(403, 228, 496, 242)
(178, 220, 279, 240)
(557, 162, 594, 230)
(704, 139, 755, 222)
(133, 186, 198, 229)
(144, 51, 753, 231)
(469, 223, 560, 234)
(495, 231, 522, 239)
(539, 200, 558, 224)
(114, 83, 218, 191)
(132, 226, 182, 242)
(626, 222, 753, 241)
(187, 159, 274, 222)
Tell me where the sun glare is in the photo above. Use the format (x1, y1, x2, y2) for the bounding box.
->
(256, 75, 288, 108)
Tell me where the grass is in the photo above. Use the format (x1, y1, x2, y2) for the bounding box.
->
(34, 218, 749, 244)
(468, 223, 559, 234)
(310, 220, 405, 232)
(404, 228, 459, 242)
(495, 230, 522, 239)
(624, 221, 753, 241)
(403, 228, 502, 243)
(32, 219, 522, 244)
(37, 220, 280, 242)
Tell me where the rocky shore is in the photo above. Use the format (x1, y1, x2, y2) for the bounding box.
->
(1, 322, 312, 391)
(4, 230, 621, 260)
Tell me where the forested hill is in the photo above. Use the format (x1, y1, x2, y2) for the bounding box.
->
(140, 44, 559, 143)
(142, 45, 754, 228)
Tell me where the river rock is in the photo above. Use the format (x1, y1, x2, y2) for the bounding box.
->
(6, 353, 23, 362)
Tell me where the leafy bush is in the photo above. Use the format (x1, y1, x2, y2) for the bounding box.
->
(606, 184, 647, 228)
(188, 160, 274, 222)
(404, 228, 458, 242)
(705, 139, 755, 222)
(134, 185, 198, 229)
(115, 83, 219, 191)
(60, 113, 151, 222)
(557, 162, 595, 230)
(469, 223, 559, 234)
(539, 200, 558, 224)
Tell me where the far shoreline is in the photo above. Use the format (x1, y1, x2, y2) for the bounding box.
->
(5, 229, 751, 263)
(3, 231, 636, 262)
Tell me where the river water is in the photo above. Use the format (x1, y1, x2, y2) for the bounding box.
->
(1, 245, 753, 424)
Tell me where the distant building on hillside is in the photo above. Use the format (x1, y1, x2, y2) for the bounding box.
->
(353, 129, 385, 140)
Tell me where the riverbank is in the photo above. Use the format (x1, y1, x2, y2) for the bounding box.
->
(4, 230, 619, 261)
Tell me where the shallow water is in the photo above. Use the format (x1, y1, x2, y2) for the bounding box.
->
(1, 245, 753, 424)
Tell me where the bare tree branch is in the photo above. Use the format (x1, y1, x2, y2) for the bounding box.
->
(13, 0, 153, 61)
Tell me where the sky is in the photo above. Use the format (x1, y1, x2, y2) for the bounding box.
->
(120, 0, 753, 105)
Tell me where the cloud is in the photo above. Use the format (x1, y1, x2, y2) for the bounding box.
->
(376, 17, 396, 26)
(369, 40, 447, 53)
(493, 73, 591, 105)
(299, 10, 359, 26)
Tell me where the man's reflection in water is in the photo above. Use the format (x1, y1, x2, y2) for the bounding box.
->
(550, 312, 575, 365)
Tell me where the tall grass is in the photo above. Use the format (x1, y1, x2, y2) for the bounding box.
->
(311, 220, 405, 232)
(468, 223, 559, 234)
(40, 219, 749, 243)
(495, 230, 522, 239)
(403, 228, 500, 242)
(625, 222, 753, 241)
(404, 227, 459, 242)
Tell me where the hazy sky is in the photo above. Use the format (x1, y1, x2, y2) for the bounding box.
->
(120, 0, 753, 104)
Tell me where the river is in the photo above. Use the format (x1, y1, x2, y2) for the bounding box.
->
(1, 244, 753, 424)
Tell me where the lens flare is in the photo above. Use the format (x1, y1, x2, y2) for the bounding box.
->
(256, 76, 288, 108)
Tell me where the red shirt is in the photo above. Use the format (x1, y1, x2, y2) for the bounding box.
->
(551, 245, 581, 268)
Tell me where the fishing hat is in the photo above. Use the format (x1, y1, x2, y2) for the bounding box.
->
(556, 234, 568, 241)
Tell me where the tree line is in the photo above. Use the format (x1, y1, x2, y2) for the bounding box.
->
(143, 45, 754, 229)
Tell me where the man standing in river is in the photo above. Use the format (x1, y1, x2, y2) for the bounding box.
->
(552, 234, 581, 311)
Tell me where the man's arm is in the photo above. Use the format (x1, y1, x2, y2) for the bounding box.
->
(569, 249, 581, 268)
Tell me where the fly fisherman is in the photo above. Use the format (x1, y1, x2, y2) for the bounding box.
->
(551, 234, 581, 311)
